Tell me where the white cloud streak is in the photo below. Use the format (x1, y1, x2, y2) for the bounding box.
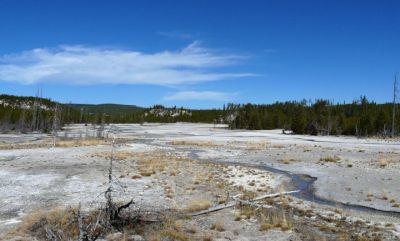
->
(164, 90, 238, 101)
(157, 31, 194, 39)
(0, 42, 253, 86)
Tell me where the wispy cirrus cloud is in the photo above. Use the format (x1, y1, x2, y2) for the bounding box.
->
(0, 41, 253, 86)
(157, 30, 194, 39)
(164, 90, 238, 101)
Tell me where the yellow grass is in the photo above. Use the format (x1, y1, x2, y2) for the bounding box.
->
(319, 155, 341, 163)
(171, 139, 220, 147)
(186, 199, 212, 212)
(160, 229, 189, 241)
(262, 208, 293, 231)
(55, 138, 108, 147)
(210, 221, 225, 232)
(378, 158, 389, 168)
(246, 140, 270, 150)
(0, 142, 48, 150)
(6, 207, 82, 240)
(279, 158, 298, 164)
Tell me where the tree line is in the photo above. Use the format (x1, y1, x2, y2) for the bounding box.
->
(226, 97, 398, 136)
(2, 94, 398, 136)
(91, 106, 224, 124)
(0, 95, 224, 133)
(0, 94, 81, 133)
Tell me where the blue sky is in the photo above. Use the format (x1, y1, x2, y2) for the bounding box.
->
(0, 0, 399, 108)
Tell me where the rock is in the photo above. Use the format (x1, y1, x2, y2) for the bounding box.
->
(7, 237, 40, 241)
(129, 235, 145, 241)
(106, 232, 123, 241)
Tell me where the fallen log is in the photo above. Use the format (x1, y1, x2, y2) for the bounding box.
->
(248, 190, 299, 202)
(190, 190, 299, 216)
(190, 202, 237, 216)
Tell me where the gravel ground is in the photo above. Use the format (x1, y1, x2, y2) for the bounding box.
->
(1, 123, 400, 240)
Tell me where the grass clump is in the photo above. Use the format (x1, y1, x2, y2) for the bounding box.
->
(246, 141, 270, 150)
(171, 140, 219, 147)
(160, 229, 189, 241)
(6, 207, 101, 240)
(56, 138, 108, 148)
(259, 222, 273, 231)
(320, 155, 341, 163)
(211, 221, 225, 232)
(257, 206, 293, 232)
(378, 158, 388, 168)
(186, 199, 212, 212)
(279, 159, 297, 164)
(202, 233, 213, 241)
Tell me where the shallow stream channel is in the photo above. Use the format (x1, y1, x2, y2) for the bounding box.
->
(186, 148, 400, 219)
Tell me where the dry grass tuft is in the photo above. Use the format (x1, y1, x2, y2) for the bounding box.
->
(378, 158, 389, 168)
(202, 233, 213, 241)
(135, 152, 195, 178)
(366, 191, 374, 201)
(320, 155, 341, 163)
(259, 222, 273, 231)
(279, 159, 297, 164)
(92, 150, 135, 161)
(382, 190, 389, 200)
(131, 174, 142, 179)
(160, 229, 189, 241)
(246, 141, 270, 150)
(186, 199, 212, 212)
(240, 205, 256, 219)
(164, 185, 175, 199)
(139, 168, 156, 177)
(0, 142, 47, 150)
(257, 207, 293, 232)
(6, 207, 87, 240)
(171, 140, 219, 147)
(234, 213, 242, 221)
(210, 221, 225, 232)
(55, 138, 108, 147)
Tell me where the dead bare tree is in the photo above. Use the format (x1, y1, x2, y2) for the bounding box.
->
(52, 105, 59, 147)
(17, 109, 26, 133)
(72, 127, 133, 240)
(104, 127, 133, 230)
(31, 89, 41, 132)
(76, 202, 105, 241)
(96, 114, 106, 139)
(36, 126, 144, 241)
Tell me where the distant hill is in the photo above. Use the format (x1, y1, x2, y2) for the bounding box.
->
(0, 94, 56, 110)
(0, 94, 80, 133)
(67, 103, 143, 116)
(0, 94, 223, 133)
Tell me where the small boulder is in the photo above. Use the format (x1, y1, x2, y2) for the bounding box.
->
(129, 235, 145, 241)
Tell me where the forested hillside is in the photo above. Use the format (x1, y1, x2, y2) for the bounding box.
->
(1, 94, 398, 136)
(0, 94, 80, 133)
(67, 103, 143, 116)
(226, 97, 399, 136)
(0, 95, 224, 133)
(100, 105, 224, 124)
